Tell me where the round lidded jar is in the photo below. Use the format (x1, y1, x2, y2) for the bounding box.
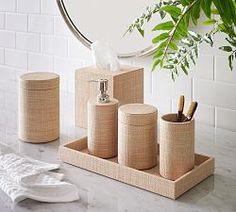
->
(19, 72, 60, 143)
(118, 103, 158, 170)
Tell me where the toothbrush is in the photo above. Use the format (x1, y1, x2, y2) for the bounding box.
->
(184, 101, 198, 122)
(177, 95, 185, 122)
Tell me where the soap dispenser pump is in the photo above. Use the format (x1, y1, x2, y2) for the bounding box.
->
(87, 79, 119, 158)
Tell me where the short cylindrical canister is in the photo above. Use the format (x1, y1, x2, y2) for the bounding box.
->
(19, 72, 60, 143)
(118, 104, 158, 170)
(87, 98, 118, 158)
(160, 113, 195, 180)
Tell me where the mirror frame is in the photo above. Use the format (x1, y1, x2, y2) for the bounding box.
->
(56, 0, 157, 58)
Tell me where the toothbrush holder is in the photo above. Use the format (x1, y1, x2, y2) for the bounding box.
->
(160, 113, 195, 180)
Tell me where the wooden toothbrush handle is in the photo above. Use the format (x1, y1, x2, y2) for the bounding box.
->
(177, 95, 185, 121)
(186, 101, 198, 121)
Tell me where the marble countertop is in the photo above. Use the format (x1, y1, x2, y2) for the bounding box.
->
(0, 92, 236, 212)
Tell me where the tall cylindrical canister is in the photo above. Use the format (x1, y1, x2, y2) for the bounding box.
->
(87, 79, 118, 158)
(160, 113, 195, 180)
(118, 104, 158, 170)
(19, 72, 60, 143)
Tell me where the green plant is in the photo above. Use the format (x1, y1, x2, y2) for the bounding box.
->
(125, 0, 236, 80)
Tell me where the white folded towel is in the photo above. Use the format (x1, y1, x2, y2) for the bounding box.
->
(0, 143, 79, 203)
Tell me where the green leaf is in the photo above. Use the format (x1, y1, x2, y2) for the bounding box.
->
(158, 40, 168, 50)
(176, 18, 188, 37)
(161, 5, 181, 18)
(228, 54, 234, 71)
(137, 28, 144, 37)
(163, 65, 174, 69)
(219, 46, 233, 52)
(226, 37, 236, 47)
(190, 52, 196, 65)
(191, 1, 201, 25)
(201, 0, 212, 18)
(211, 8, 219, 15)
(153, 50, 164, 58)
(152, 21, 174, 31)
(179, 0, 192, 6)
(169, 42, 178, 50)
(184, 57, 190, 68)
(181, 63, 188, 75)
(152, 59, 161, 71)
(202, 19, 217, 25)
(189, 31, 201, 41)
(171, 72, 175, 81)
(152, 33, 169, 44)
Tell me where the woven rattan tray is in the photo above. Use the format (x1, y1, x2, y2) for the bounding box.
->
(59, 137, 214, 199)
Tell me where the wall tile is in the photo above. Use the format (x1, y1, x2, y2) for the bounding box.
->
(216, 107, 236, 131)
(28, 15, 53, 34)
(0, 0, 15, 12)
(17, 0, 40, 14)
(0, 65, 15, 80)
(0, 30, 15, 48)
(42, 35, 67, 57)
(41, 0, 59, 15)
(133, 56, 153, 95)
(54, 57, 85, 93)
(16, 32, 40, 52)
(0, 48, 4, 64)
(152, 68, 192, 100)
(68, 37, 91, 61)
(215, 55, 236, 83)
(194, 79, 236, 110)
(6, 13, 27, 32)
(5, 49, 27, 69)
(0, 90, 5, 110)
(0, 13, 5, 29)
(190, 54, 214, 80)
(54, 16, 71, 36)
(28, 53, 53, 72)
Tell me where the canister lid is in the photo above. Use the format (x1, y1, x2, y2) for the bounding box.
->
(118, 103, 157, 126)
(20, 72, 59, 90)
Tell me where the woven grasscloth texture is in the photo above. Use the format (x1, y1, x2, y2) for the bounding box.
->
(75, 65, 143, 128)
(160, 113, 194, 180)
(118, 104, 158, 170)
(87, 98, 118, 158)
(59, 137, 215, 199)
(19, 72, 60, 143)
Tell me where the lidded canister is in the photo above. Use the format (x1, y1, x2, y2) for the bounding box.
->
(87, 79, 118, 158)
(19, 72, 60, 143)
(118, 104, 158, 170)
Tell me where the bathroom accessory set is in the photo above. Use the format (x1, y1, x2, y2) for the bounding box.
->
(60, 82, 215, 199)
(16, 68, 213, 200)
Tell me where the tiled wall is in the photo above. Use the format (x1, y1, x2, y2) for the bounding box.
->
(0, 0, 236, 131)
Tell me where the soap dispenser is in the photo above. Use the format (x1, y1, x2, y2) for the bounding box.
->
(87, 79, 119, 158)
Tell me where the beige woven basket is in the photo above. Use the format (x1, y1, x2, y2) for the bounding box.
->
(87, 98, 118, 158)
(18, 72, 60, 143)
(118, 104, 158, 170)
(160, 113, 194, 180)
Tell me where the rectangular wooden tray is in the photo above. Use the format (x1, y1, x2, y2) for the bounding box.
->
(59, 137, 215, 199)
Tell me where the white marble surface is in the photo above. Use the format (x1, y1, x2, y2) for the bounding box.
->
(0, 90, 236, 212)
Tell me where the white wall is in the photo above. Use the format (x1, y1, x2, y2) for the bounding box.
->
(0, 0, 236, 131)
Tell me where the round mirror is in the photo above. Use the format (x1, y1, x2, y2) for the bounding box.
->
(57, 0, 158, 58)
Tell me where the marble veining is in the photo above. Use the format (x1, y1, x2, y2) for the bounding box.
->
(0, 89, 236, 212)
